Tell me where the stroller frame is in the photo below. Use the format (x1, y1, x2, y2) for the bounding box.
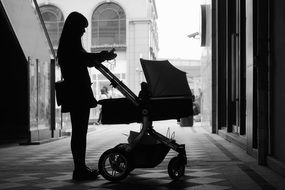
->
(95, 62, 187, 181)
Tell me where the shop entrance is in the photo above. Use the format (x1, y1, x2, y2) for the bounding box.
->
(227, 0, 246, 135)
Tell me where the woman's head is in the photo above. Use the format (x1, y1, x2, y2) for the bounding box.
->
(63, 12, 88, 37)
(57, 12, 88, 58)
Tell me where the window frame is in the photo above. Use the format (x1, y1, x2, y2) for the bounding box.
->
(39, 5, 64, 49)
(91, 3, 126, 50)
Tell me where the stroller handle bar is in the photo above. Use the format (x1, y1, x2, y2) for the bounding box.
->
(94, 62, 139, 106)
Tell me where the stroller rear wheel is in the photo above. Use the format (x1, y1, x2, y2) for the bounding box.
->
(98, 148, 130, 181)
(168, 156, 186, 180)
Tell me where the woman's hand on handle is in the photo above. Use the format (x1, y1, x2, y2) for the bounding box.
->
(99, 49, 117, 61)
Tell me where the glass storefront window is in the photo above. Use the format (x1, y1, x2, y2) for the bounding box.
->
(28, 57, 51, 130)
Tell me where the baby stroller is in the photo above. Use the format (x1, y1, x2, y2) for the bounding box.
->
(95, 58, 193, 181)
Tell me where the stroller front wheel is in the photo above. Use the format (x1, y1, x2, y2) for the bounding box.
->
(98, 148, 130, 181)
(168, 156, 186, 180)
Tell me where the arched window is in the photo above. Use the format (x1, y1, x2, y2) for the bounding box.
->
(40, 5, 64, 48)
(92, 3, 126, 48)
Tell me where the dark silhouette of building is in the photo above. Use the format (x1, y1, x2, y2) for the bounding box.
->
(200, 0, 285, 177)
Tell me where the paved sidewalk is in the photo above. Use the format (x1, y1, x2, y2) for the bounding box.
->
(0, 120, 284, 190)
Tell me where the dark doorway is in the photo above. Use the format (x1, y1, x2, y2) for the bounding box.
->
(227, 0, 246, 135)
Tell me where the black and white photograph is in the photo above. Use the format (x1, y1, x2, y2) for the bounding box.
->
(0, 0, 284, 189)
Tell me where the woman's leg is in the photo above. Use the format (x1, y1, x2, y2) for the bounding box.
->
(70, 107, 90, 170)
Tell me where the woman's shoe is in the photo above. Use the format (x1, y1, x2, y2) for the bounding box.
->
(72, 167, 100, 181)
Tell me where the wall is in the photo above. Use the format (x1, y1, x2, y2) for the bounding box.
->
(128, 21, 150, 94)
(0, 3, 29, 142)
(1, 0, 51, 61)
(245, 0, 256, 153)
(271, 0, 285, 164)
(200, 0, 212, 131)
(1, 0, 52, 142)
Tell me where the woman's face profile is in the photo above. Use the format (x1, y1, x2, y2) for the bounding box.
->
(80, 28, 86, 37)
(75, 27, 85, 38)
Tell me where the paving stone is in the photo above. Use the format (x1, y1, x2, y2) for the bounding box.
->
(0, 121, 283, 189)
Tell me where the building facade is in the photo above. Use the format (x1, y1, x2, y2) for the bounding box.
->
(200, 0, 285, 177)
(38, 0, 159, 94)
(0, 0, 158, 143)
(38, 0, 159, 124)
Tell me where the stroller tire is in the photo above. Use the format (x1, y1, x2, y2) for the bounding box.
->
(98, 148, 130, 181)
(168, 156, 186, 180)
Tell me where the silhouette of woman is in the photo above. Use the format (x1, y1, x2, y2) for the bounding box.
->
(57, 12, 116, 181)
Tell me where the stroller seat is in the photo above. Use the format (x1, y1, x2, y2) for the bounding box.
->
(99, 96, 193, 124)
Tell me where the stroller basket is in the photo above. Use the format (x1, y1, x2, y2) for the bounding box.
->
(128, 130, 170, 167)
(99, 96, 193, 124)
(131, 143, 170, 168)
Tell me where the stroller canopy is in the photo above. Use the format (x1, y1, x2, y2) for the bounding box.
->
(140, 59, 192, 97)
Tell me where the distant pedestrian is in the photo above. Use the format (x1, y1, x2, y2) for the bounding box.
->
(96, 86, 109, 125)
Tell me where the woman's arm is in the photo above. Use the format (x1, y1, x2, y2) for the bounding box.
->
(79, 51, 104, 67)
(80, 49, 117, 67)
